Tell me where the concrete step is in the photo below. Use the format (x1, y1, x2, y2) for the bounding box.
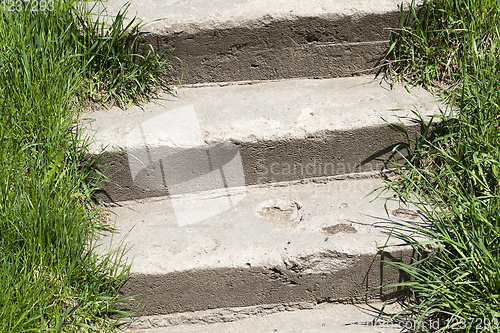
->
(82, 75, 441, 203)
(90, 0, 403, 83)
(100, 175, 431, 318)
(80, 0, 439, 326)
(120, 301, 405, 332)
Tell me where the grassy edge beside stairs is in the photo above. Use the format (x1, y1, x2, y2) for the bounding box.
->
(374, 0, 500, 331)
(0, 1, 179, 331)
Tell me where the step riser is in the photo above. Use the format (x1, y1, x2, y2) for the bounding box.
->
(141, 13, 400, 84)
(94, 124, 415, 203)
(117, 250, 410, 316)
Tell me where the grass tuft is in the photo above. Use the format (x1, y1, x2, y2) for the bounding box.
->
(73, 2, 181, 109)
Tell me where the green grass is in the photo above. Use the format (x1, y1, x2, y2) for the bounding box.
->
(0, 1, 179, 331)
(386, 0, 500, 89)
(376, 0, 500, 331)
(74, 2, 181, 109)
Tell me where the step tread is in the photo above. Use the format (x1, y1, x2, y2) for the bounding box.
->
(102, 176, 427, 275)
(120, 301, 403, 332)
(91, 0, 403, 32)
(84, 76, 441, 154)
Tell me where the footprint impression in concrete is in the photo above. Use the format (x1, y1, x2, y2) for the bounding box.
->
(256, 199, 303, 228)
(322, 223, 357, 235)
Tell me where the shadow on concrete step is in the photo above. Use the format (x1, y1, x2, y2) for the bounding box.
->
(114, 248, 413, 317)
(93, 121, 418, 203)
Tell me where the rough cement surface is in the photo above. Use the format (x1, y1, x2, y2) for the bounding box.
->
(120, 302, 316, 330)
(82, 76, 443, 202)
(120, 301, 405, 332)
(101, 176, 432, 316)
(91, 0, 404, 30)
(89, 0, 403, 83)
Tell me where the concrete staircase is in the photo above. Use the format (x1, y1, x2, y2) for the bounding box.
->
(82, 1, 443, 331)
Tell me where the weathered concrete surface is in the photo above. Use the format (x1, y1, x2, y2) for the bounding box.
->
(90, 0, 403, 83)
(120, 301, 404, 332)
(101, 176, 432, 317)
(82, 76, 442, 202)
